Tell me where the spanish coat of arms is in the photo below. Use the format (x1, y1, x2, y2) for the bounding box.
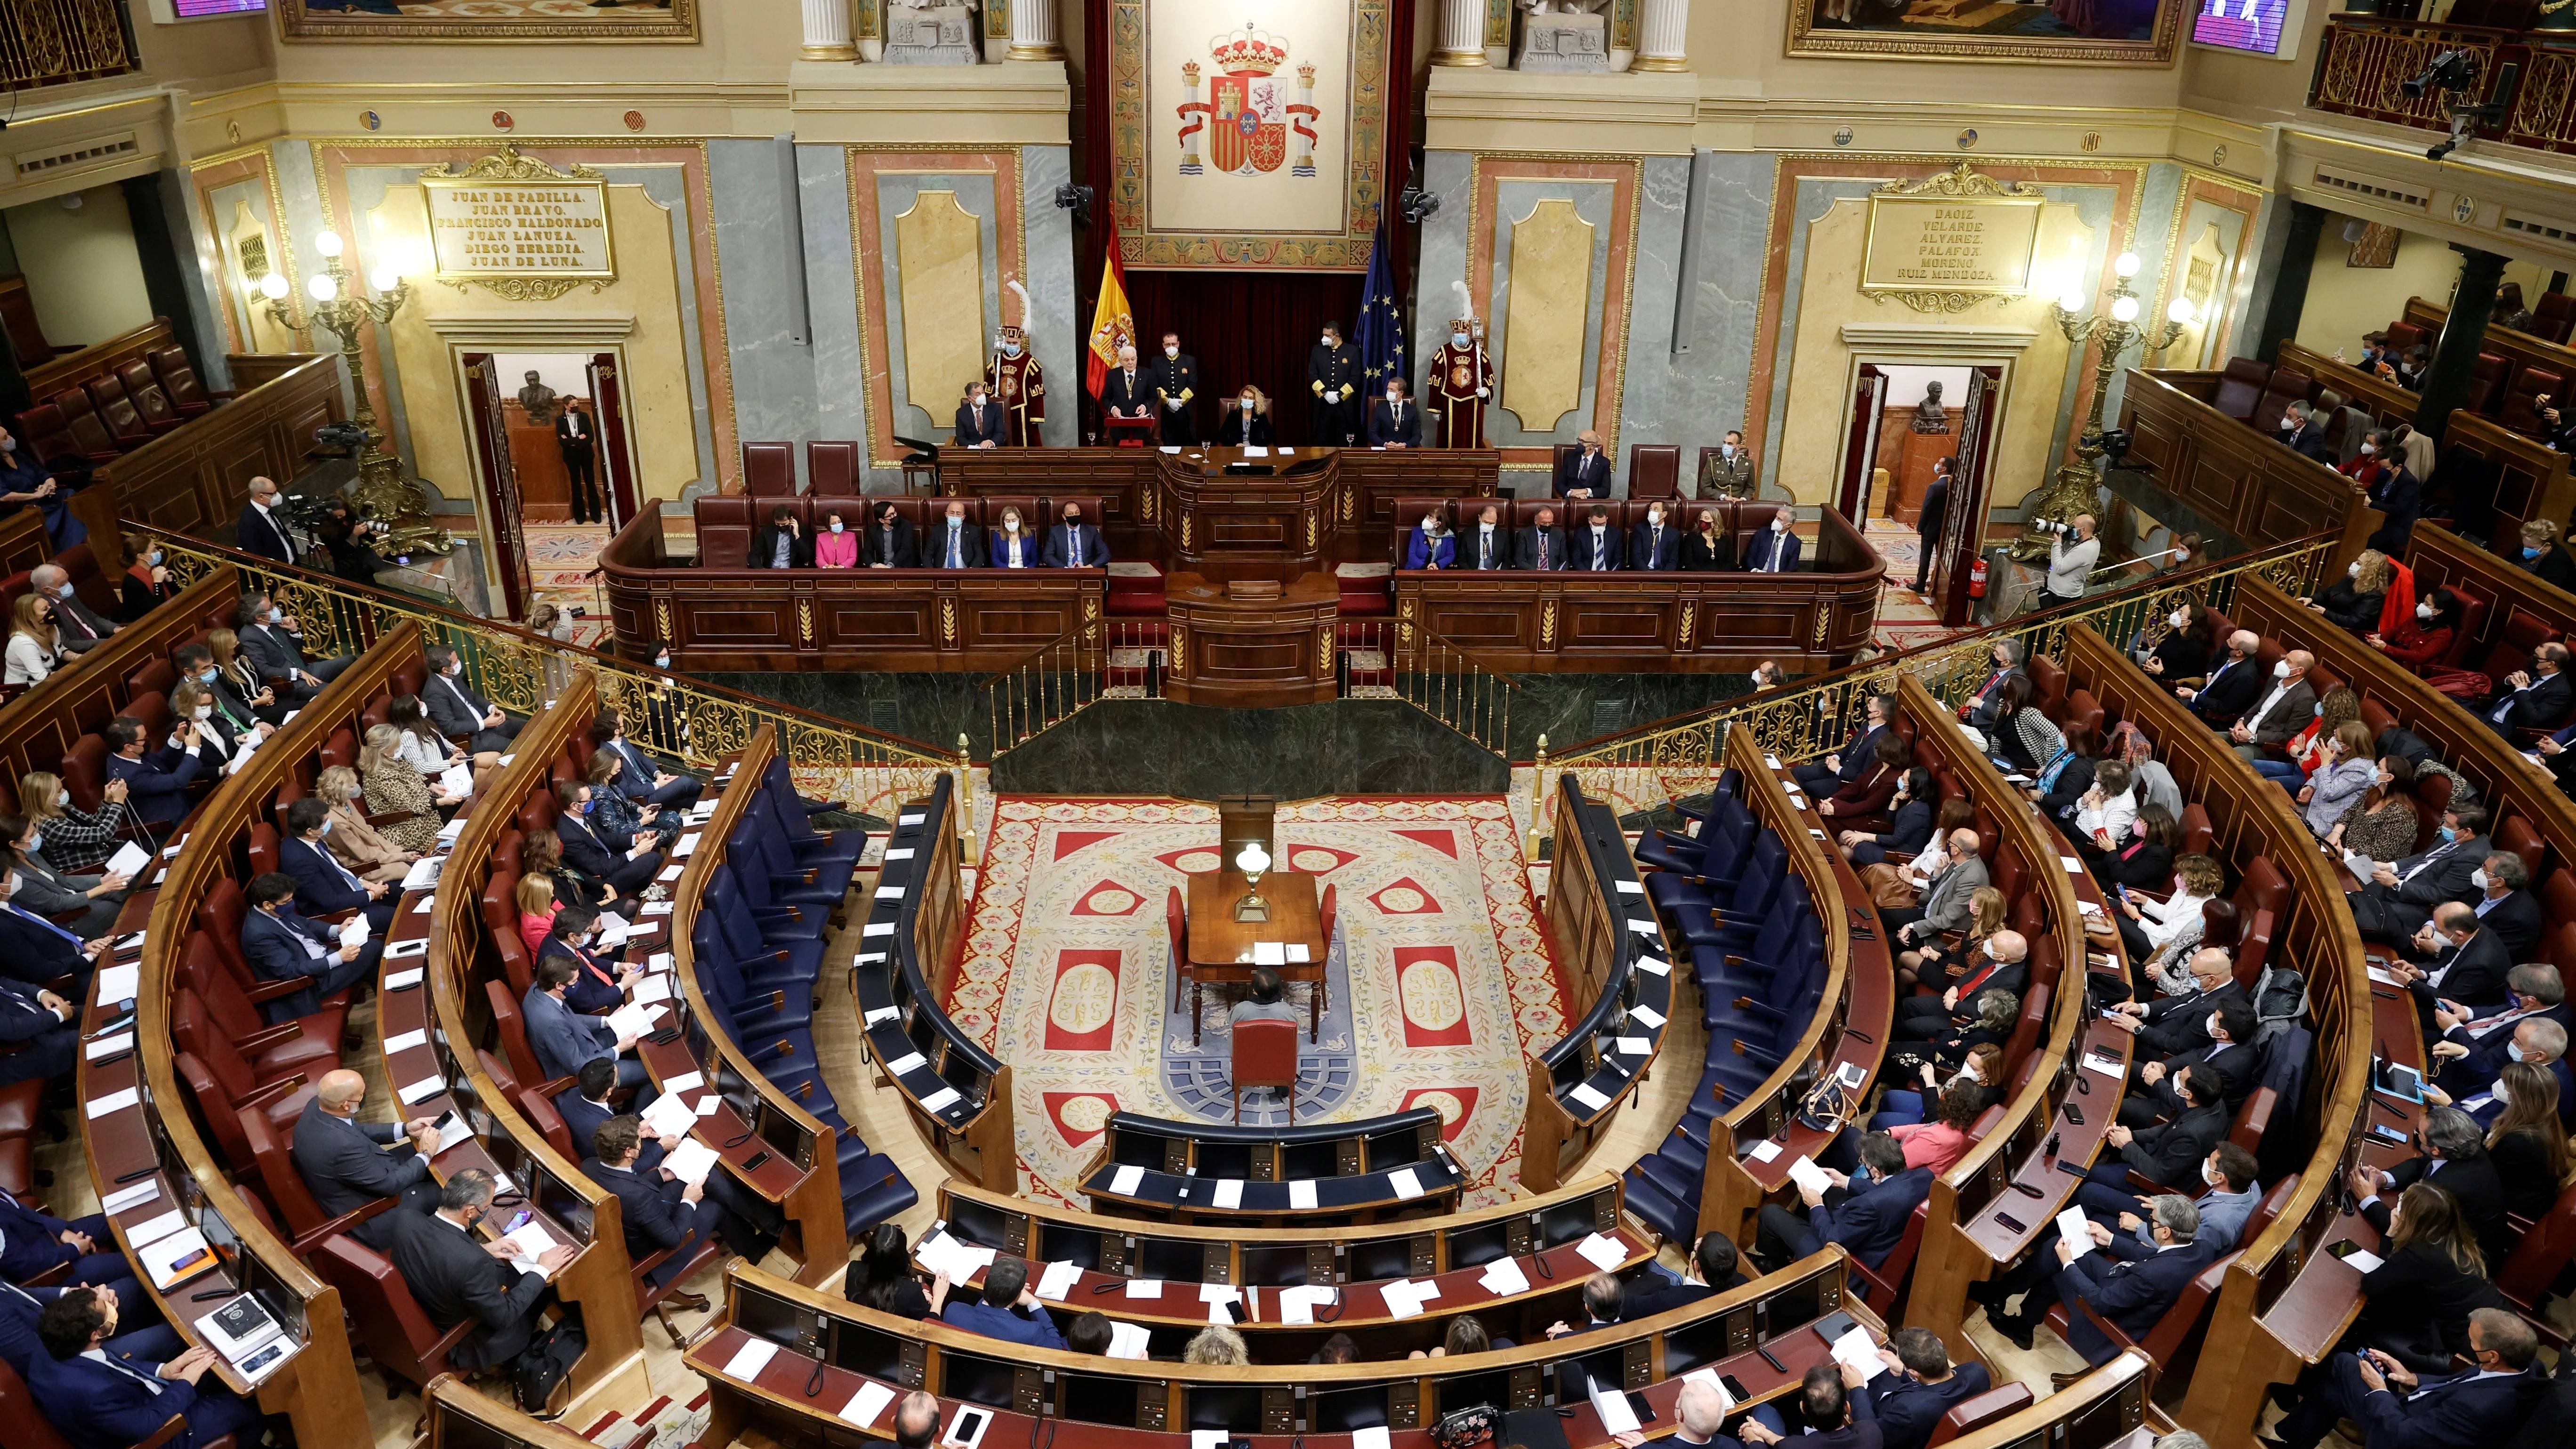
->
(1175, 24, 1322, 178)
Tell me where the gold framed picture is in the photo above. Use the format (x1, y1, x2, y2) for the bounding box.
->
(1787, 0, 2184, 66)
(278, 0, 699, 44)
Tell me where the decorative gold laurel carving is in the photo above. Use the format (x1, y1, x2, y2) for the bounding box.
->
(1170, 624, 1186, 675)
(1318, 628, 1333, 674)
(1873, 290, 1998, 314)
(1868, 160, 2041, 200)
(1540, 600, 1557, 648)
(654, 599, 671, 640)
(1306, 510, 1318, 551)
(1181, 512, 1192, 550)
(798, 599, 814, 646)
(941, 598, 958, 645)
(1676, 603, 1696, 649)
(418, 144, 608, 185)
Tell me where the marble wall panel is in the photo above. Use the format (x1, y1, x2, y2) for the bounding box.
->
(709, 136, 821, 463)
(798, 144, 873, 469)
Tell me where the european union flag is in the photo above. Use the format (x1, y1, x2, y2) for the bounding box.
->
(1355, 219, 1406, 395)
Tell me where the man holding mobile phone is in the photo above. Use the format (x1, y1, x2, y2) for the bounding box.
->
(2264, 1309, 2543, 1449)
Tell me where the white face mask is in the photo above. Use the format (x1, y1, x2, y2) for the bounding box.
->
(2348, 563, 2361, 578)
(654, 655, 670, 669)
(1480, 521, 1495, 532)
(2471, 867, 2490, 889)
(193, 706, 212, 721)
(948, 515, 966, 528)
(2272, 660, 2291, 679)
(2417, 602, 2435, 620)
(2201, 1158, 2224, 1187)
(1749, 671, 1767, 687)
(1005, 518, 1019, 533)
(1387, 391, 1401, 404)
(1164, 345, 1179, 358)
(2359, 442, 2376, 455)
(1240, 398, 1255, 410)
(55, 792, 68, 810)
(829, 522, 844, 533)
(971, 394, 987, 407)
(1002, 343, 1021, 357)
(2170, 609, 2188, 628)
(1772, 517, 1787, 533)
(1648, 511, 1663, 526)
(2174, 551, 2190, 565)
(2205, 1012, 2222, 1038)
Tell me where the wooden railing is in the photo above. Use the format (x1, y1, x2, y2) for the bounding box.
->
(99, 354, 342, 543)
(2311, 15, 2576, 158)
(2118, 367, 2377, 556)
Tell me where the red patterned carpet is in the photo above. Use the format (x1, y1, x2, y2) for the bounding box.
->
(947, 796, 1567, 1209)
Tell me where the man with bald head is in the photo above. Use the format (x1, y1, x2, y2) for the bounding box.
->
(27, 564, 112, 654)
(2175, 629, 2261, 725)
(1893, 929, 2026, 1039)
(291, 1068, 442, 1248)
(2226, 647, 2314, 762)
(1100, 344, 1152, 432)
(894, 1390, 942, 1449)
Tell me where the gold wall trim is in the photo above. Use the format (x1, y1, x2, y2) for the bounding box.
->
(276, 0, 700, 43)
(846, 144, 1029, 471)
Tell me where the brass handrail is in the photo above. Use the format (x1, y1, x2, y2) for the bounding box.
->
(1546, 532, 2337, 812)
(0, 0, 132, 92)
(130, 523, 956, 821)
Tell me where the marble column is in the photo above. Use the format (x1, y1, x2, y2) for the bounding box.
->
(1434, 0, 1488, 65)
(1633, 0, 1688, 71)
(801, 0, 857, 60)
(2417, 244, 2509, 447)
(1009, 0, 1063, 60)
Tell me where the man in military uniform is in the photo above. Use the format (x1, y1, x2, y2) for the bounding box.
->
(1309, 321, 1361, 447)
(983, 323, 1046, 447)
(1427, 316, 1492, 450)
(1148, 331, 1200, 446)
(1699, 428, 1756, 499)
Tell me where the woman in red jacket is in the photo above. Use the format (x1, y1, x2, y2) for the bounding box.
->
(2366, 585, 2462, 675)
(1816, 731, 1910, 837)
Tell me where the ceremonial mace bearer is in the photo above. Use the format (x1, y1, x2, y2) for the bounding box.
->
(983, 279, 1047, 447)
(1429, 281, 1492, 449)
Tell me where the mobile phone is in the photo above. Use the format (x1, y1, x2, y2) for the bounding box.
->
(2327, 1240, 2368, 1260)
(2368, 1122, 2408, 1145)
(1811, 1311, 1860, 1344)
(1996, 1213, 2028, 1234)
(1621, 1391, 1657, 1425)
(1718, 1375, 1752, 1403)
(942, 1406, 992, 1449)
(504, 1210, 533, 1235)
(165, 1246, 213, 1274)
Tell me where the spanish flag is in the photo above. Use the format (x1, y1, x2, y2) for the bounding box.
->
(1085, 250, 1135, 400)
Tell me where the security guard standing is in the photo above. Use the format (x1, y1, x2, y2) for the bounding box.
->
(1148, 331, 1200, 446)
(1309, 321, 1360, 447)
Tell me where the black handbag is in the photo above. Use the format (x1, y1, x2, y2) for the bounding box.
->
(1431, 1403, 1500, 1449)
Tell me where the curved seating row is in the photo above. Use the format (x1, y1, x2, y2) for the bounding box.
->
(1523, 775, 1674, 1193)
(1079, 1108, 1464, 1224)
(853, 770, 1014, 1192)
(669, 722, 917, 1250)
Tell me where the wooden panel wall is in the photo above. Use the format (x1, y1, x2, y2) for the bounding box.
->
(103, 354, 343, 539)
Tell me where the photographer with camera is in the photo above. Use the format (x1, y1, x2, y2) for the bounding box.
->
(2041, 513, 2099, 607)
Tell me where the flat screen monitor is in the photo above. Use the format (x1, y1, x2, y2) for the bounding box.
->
(1136, 1235, 1208, 1284)
(1537, 1193, 1603, 1249)
(1444, 1219, 1510, 1270)
(1433, 1369, 1512, 1419)
(438, 1413, 536, 1449)
(830, 1320, 910, 1382)
(1108, 1127, 1168, 1170)
(756, 1100, 813, 1167)
(528, 1160, 593, 1244)
(2192, 0, 2288, 56)
(716, 1060, 763, 1121)
(1663, 1310, 1736, 1376)
(1194, 1137, 1255, 1179)
(736, 1286, 824, 1355)
(1345, 1235, 1410, 1283)
(238, 1252, 308, 1342)
(1186, 1385, 1262, 1432)
(1280, 1136, 1338, 1181)
(945, 1197, 1020, 1254)
(1308, 1385, 1387, 1433)
(1061, 1374, 1141, 1428)
(195, 1197, 246, 1288)
(940, 1351, 1018, 1409)
(1239, 1243, 1318, 1287)
(1361, 1123, 1428, 1170)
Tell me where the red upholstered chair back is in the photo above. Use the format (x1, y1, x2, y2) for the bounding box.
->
(0, 1358, 79, 1449)
(2235, 856, 2288, 922)
(149, 347, 212, 416)
(118, 361, 180, 431)
(2233, 907, 2278, 989)
(1390, 498, 1456, 564)
(2478, 609, 2563, 689)
(1849, 1198, 1926, 1305)
(2501, 366, 2565, 433)
(742, 441, 797, 496)
(1923, 1385, 2034, 1447)
(692, 496, 757, 568)
(2210, 358, 2271, 421)
(481, 1048, 524, 1102)
(14, 403, 79, 466)
(1627, 444, 1680, 499)
(2468, 353, 2511, 416)
(2440, 585, 2488, 669)
(487, 978, 547, 1088)
(2134, 1255, 2233, 1367)
(85, 373, 152, 446)
(248, 822, 282, 880)
(2495, 1176, 2576, 1310)
(2492, 814, 2544, 881)
(2178, 803, 2214, 859)
(175, 1048, 258, 1160)
(196, 877, 260, 994)
(2252, 370, 2311, 433)
(2229, 1084, 2277, 1153)
(808, 440, 862, 495)
(516, 1081, 579, 1160)
(1233, 1019, 1298, 1095)
(2384, 322, 2428, 350)
(311, 1233, 474, 1388)
(981, 497, 1044, 538)
(1045, 495, 1111, 536)
(1989, 851, 2026, 910)
(2002, 983, 2051, 1074)
(238, 1100, 330, 1236)
(50, 390, 120, 458)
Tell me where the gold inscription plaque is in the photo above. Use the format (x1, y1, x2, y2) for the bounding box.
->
(1861, 163, 2043, 311)
(419, 146, 615, 301)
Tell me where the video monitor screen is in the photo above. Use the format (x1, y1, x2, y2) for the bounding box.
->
(1308, 1385, 1387, 1433)
(831, 1320, 910, 1381)
(1444, 1220, 1510, 1269)
(940, 1351, 1019, 1409)
(2192, 0, 2289, 56)
(736, 1286, 823, 1355)
(1061, 1374, 1141, 1428)
(1186, 1385, 1262, 1432)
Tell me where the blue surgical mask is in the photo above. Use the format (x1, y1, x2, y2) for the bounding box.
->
(267, 607, 284, 623)
(196, 669, 217, 684)
(2527, 547, 2544, 560)
(581, 799, 595, 815)
(1452, 332, 1469, 347)
(2508, 1043, 2527, 1063)
(829, 522, 844, 533)
(2438, 826, 2457, 844)
(146, 551, 161, 566)
(55, 585, 72, 601)
(26, 832, 41, 853)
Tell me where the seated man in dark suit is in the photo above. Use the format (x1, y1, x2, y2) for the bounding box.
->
(2431, 969, 2571, 1098)
(291, 1069, 439, 1249)
(0, 974, 78, 1088)
(555, 780, 665, 897)
(582, 1115, 769, 1297)
(1514, 507, 1568, 572)
(1795, 692, 1896, 795)
(1367, 378, 1420, 449)
(237, 588, 354, 703)
(2351, 1105, 2509, 1267)
(925, 499, 984, 571)
(1555, 431, 1612, 499)
(1621, 1230, 1747, 1318)
(2032, 1194, 2212, 1370)
(2346, 805, 2492, 942)
(2268, 1308, 2546, 1449)
(1845, 1326, 1992, 1449)
(100, 713, 207, 829)
(240, 870, 378, 1024)
(2090, 1064, 2231, 1193)
(423, 645, 523, 756)
(2119, 997, 2259, 1126)
(279, 797, 395, 934)
(1750, 1133, 1932, 1275)
(2275, 400, 2334, 461)
(1041, 503, 1109, 569)
(1573, 505, 1623, 573)
(1742, 511, 1803, 573)
(0, 1184, 125, 1285)
(0, 1280, 177, 1383)
(29, 1289, 263, 1449)
(1724, 1365, 1877, 1449)
(30, 565, 113, 657)
(2477, 642, 2573, 737)
(592, 707, 703, 813)
(540, 905, 637, 1016)
(0, 866, 106, 996)
(2173, 630, 2261, 725)
(1541, 1272, 1626, 1401)
(2412, 853, 2547, 964)
(553, 1057, 626, 1159)
(524, 955, 655, 1103)
(1460, 504, 1513, 572)
(863, 500, 919, 569)
(382, 1169, 574, 1372)
(2104, 949, 2246, 1062)
(748, 504, 812, 569)
(941, 1257, 1067, 1348)
(2389, 901, 2515, 1018)
(954, 380, 1006, 449)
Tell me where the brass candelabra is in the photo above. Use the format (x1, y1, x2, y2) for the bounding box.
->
(259, 229, 452, 558)
(2011, 251, 2193, 563)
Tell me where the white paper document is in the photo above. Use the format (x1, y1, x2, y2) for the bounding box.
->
(606, 1001, 667, 1040)
(83, 1032, 131, 1061)
(1109, 1164, 1145, 1196)
(632, 973, 673, 1006)
(885, 1053, 926, 1076)
(721, 1338, 780, 1381)
(100, 1180, 160, 1215)
(1478, 1257, 1530, 1297)
(1785, 1155, 1834, 1196)
(1626, 918, 1660, 936)
(402, 856, 443, 892)
(1276, 1285, 1331, 1324)
(663, 1071, 705, 1095)
(104, 841, 151, 879)
(1632, 1004, 1666, 1029)
(1379, 1279, 1430, 1319)
(1387, 1167, 1425, 1200)
(885, 848, 915, 861)
(1829, 1326, 1888, 1381)
(898, 813, 926, 825)
(2336, 1247, 2386, 1273)
(1587, 1378, 1641, 1435)
(1289, 1179, 1319, 1210)
(398, 1076, 444, 1105)
(127, 1208, 188, 1248)
(697, 1097, 721, 1116)
(501, 1222, 564, 1276)
(1614, 879, 1643, 894)
(1634, 955, 1669, 977)
(1747, 1138, 1785, 1163)
(1034, 1261, 1082, 1300)
(382, 1029, 428, 1054)
(87, 1087, 139, 1119)
(1212, 1179, 1244, 1209)
(143, 1228, 214, 1289)
(1567, 1082, 1611, 1112)
(673, 833, 701, 858)
(2055, 1207, 2094, 1261)
(1284, 943, 1311, 963)
(1123, 1279, 1162, 1299)
(1251, 941, 1286, 966)
(2060, 856, 2083, 872)
(2081, 1053, 2125, 1079)
(664, 1140, 722, 1187)
(840, 1383, 895, 1427)
(876, 886, 906, 899)
(384, 938, 430, 961)
(658, 865, 684, 883)
(384, 967, 424, 991)
(1575, 1232, 1626, 1272)
(1617, 1036, 1653, 1056)
(919, 1087, 962, 1113)
(94, 962, 139, 1006)
(1353, 1429, 1392, 1449)
(1108, 1321, 1153, 1358)
(640, 1093, 698, 1140)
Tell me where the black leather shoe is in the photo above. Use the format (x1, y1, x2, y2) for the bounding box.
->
(666, 1290, 710, 1312)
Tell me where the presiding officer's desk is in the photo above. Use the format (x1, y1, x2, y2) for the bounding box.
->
(1079, 1109, 1464, 1225)
(691, 1248, 1876, 1447)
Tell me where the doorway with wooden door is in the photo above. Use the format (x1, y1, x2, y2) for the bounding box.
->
(459, 348, 639, 625)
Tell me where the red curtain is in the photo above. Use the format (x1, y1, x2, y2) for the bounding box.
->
(1077, 0, 1417, 446)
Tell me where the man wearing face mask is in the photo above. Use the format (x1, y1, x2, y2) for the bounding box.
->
(863, 501, 919, 569)
(749, 504, 810, 570)
(279, 796, 396, 934)
(1426, 316, 1491, 449)
(2176, 629, 2262, 725)
(1556, 430, 1610, 499)
(1911, 456, 1949, 593)
(1698, 429, 1756, 499)
(2041, 513, 2098, 605)
(2428, 967, 2572, 1104)
(2476, 641, 2573, 736)
(424, 644, 523, 754)
(539, 903, 643, 1016)
(1464, 504, 1511, 572)
(1147, 332, 1199, 445)
(234, 475, 298, 564)
(955, 380, 1005, 449)
(1043, 503, 1109, 569)
(1216, 387, 1273, 446)
(2122, 997, 2258, 1124)
(237, 588, 354, 702)
(1368, 377, 1419, 449)
(1514, 507, 1566, 572)
(1576, 506, 1622, 572)
(930, 501, 983, 570)
(2348, 1107, 2509, 1264)
(1628, 501, 1678, 572)
(2225, 648, 2316, 762)
(981, 322, 1046, 447)
(2346, 803, 2492, 941)
(1745, 507, 1801, 573)
(239, 869, 378, 1023)
(1309, 322, 1361, 446)
(2388, 901, 2513, 1020)
(381, 1169, 577, 1373)
(24, 566, 110, 655)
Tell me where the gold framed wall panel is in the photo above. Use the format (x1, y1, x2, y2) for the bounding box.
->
(1467, 153, 1642, 469)
(277, 0, 699, 43)
(847, 145, 1029, 471)
(1784, 0, 2183, 65)
(188, 143, 299, 359)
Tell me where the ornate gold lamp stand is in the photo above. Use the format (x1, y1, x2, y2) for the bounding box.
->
(2012, 251, 2193, 562)
(258, 229, 452, 558)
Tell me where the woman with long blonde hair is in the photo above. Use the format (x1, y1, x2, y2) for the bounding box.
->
(205, 627, 283, 725)
(21, 769, 125, 873)
(1899, 883, 2002, 992)
(315, 764, 412, 883)
(4, 592, 57, 688)
(357, 723, 447, 855)
(2303, 548, 2393, 634)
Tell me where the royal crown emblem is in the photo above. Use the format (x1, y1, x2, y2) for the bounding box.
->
(1177, 21, 1321, 179)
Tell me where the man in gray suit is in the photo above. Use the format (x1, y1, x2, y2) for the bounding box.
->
(1884, 829, 1988, 945)
(381, 1169, 573, 1372)
(2226, 649, 2317, 763)
(290, 1069, 440, 1248)
(523, 955, 655, 1109)
(27, 566, 113, 656)
(2346, 804, 2492, 941)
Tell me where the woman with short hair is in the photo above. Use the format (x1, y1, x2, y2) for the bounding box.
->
(358, 722, 450, 855)
(315, 764, 414, 884)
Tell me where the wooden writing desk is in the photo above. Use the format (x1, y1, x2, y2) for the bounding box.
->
(1183, 868, 1326, 1044)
